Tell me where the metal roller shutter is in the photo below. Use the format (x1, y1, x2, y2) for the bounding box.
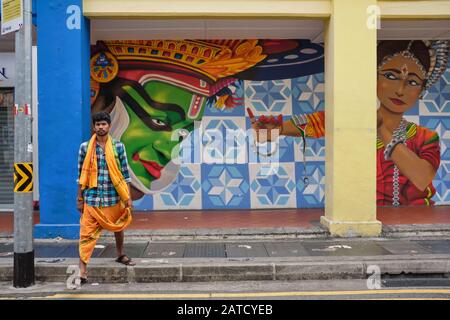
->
(0, 89, 14, 210)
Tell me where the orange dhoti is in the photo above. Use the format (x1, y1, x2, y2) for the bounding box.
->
(79, 202, 132, 263)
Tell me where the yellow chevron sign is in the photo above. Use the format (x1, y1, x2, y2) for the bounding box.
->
(14, 163, 33, 192)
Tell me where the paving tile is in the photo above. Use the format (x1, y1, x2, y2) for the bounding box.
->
(378, 241, 432, 255)
(34, 244, 70, 258)
(414, 240, 450, 254)
(0, 243, 13, 258)
(58, 244, 105, 258)
(143, 243, 186, 258)
(264, 242, 310, 257)
(301, 241, 391, 256)
(98, 242, 149, 258)
(184, 243, 226, 258)
(225, 243, 268, 258)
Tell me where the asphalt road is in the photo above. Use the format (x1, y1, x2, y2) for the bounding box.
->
(1, 279, 449, 300)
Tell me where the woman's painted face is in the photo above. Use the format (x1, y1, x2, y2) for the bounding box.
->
(119, 81, 206, 189)
(377, 54, 426, 114)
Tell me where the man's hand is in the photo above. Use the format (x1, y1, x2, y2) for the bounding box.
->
(125, 198, 133, 209)
(77, 199, 84, 214)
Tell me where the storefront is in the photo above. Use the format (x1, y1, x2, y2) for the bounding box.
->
(33, 0, 450, 239)
(0, 52, 15, 211)
(0, 20, 38, 212)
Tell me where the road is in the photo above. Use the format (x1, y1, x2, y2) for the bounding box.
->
(1, 279, 450, 300)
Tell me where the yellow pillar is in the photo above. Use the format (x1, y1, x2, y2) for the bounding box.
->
(320, 0, 381, 237)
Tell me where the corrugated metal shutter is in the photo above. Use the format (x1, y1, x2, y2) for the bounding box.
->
(0, 89, 14, 209)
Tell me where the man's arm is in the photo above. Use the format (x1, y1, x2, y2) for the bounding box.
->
(118, 142, 133, 207)
(249, 110, 325, 142)
(77, 143, 87, 212)
(117, 142, 131, 183)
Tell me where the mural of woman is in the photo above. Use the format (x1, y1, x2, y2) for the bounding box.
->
(250, 40, 449, 206)
(90, 39, 325, 200)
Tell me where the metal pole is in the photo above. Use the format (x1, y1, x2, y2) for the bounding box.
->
(13, 0, 34, 288)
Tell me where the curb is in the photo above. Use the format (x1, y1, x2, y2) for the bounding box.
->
(382, 224, 450, 239)
(1, 255, 449, 283)
(2, 224, 450, 241)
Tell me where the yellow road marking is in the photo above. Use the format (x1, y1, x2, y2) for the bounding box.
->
(44, 289, 450, 299)
(364, 298, 450, 300)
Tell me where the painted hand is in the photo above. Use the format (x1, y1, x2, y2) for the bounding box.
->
(247, 107, 283, 143)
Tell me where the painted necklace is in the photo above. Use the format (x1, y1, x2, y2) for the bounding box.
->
(390, 118, 408, 206)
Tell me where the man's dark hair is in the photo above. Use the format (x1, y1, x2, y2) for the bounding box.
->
(92, 111, 111, 125)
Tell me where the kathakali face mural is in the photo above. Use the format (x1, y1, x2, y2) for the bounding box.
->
(90, 39, 450, 208)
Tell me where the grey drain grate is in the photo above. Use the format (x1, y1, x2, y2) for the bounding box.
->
(184, 243, 226, 258)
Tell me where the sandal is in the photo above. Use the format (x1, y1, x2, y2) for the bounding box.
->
(115, 254, 136, 266)
(79, 276, 88, 285)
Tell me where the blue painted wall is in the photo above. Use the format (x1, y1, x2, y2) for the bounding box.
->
(34, 0, 90, 239)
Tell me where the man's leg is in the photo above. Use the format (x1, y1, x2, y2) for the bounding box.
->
(79, 259, 87, 278)
(79, 205, 102, 278)
(114, 231, 124, 257)
(114, 230, 135, 265)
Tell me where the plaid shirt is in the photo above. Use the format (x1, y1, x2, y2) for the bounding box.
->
(78, 139, 131, 207)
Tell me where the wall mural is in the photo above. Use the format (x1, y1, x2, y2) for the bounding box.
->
(89, 39, 450, 210)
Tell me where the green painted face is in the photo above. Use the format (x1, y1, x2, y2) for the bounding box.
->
(119, 81, 206, 189)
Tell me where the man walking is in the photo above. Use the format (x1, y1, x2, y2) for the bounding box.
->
(77, 112, 135, 284)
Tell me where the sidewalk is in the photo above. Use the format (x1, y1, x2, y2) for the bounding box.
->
(1, 238, 449, 283)
(0, 207, 448, 284)
(1, 207, 449, 238)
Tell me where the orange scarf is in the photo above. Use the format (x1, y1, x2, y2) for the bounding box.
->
(79, 134, 130, 202)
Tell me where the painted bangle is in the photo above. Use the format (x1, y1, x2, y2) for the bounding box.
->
(290, 118, 305, 136)
(384, 138, 404, 160)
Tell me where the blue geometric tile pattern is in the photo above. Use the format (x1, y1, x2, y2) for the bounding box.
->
(432, 161, 450, 204)
(420, 73, 450, 114)
(153, 165, 201, 209)
(421, 59, 450, 205)
(245, 80, 292, 114)
(201, 117, 247, 164)
(132, 194, 153, 211)
(292, 73, 324, 114)
(138, 54, 450, 210)
(420, 117, 450, 160)
(250, 164, 297, 207)
(201, 164, 250, 209)
(296, 162, 325, 208)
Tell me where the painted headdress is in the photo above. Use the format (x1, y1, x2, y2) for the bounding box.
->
(90, 40, 268, 114)
(424, 40, 449, 91)
(378, 40, 449, 92)
(90, 39, 325, 110)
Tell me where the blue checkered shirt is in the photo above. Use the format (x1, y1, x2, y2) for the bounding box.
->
(78, 139, 131, 207)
